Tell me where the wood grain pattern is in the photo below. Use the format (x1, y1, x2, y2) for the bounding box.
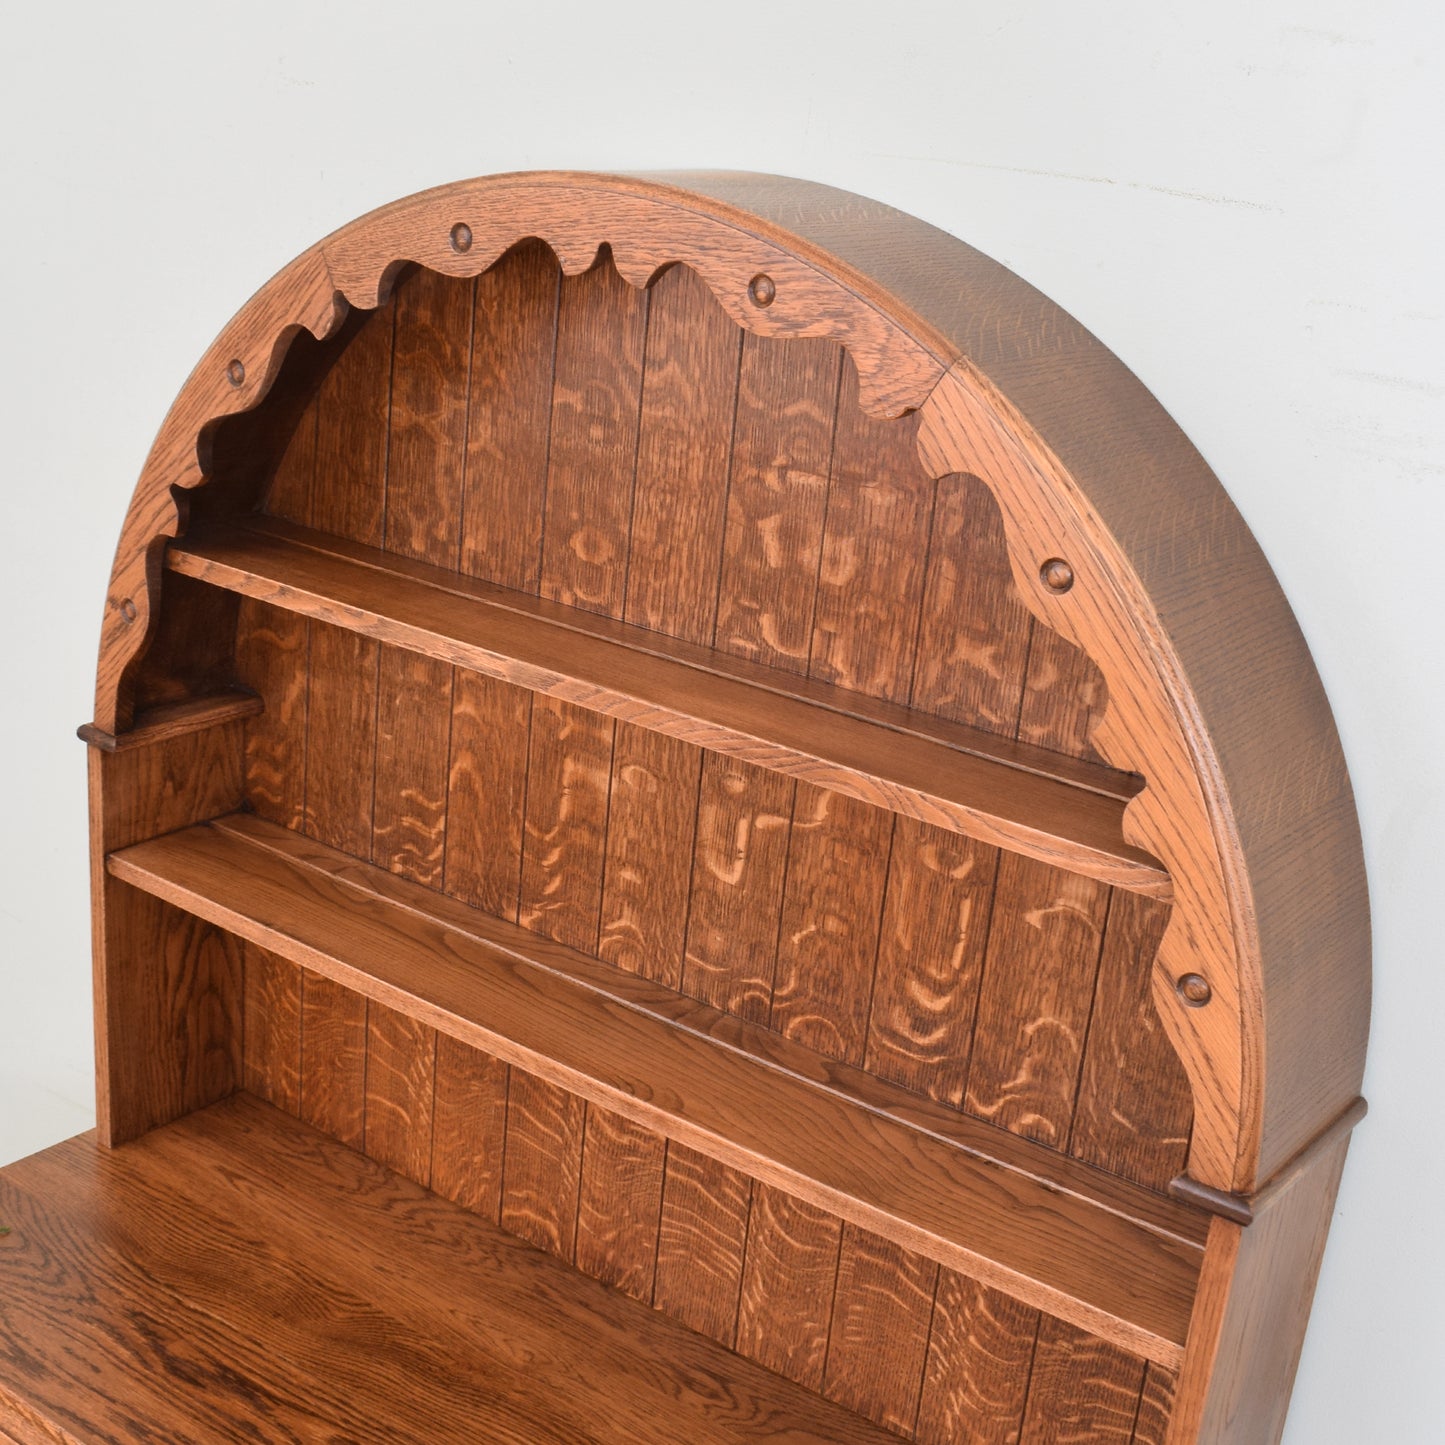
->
(965, 854, 1112, 1147)
(241, 940, 302, 1115)
(1019, 1317, 1147, 1444)
(540, 252, 647, 617)
(302, 621, 378, 857)
(364, 1000, 437, 1183)
(736, 1184, 842, 1391)
(865, 819, 998, 1107)
(0, 1095, 903, 1444)
(653, 1144, 751, 1346)
(625, 262, 741, 644)
(771, 784, 893, 1065)
(462, 240, 560, 592)
(574, 1104, 667, 1302)
(430, 1031, 509, 1221)
(501, 1068, 585, 1260)
(1132, 1364, 1178, 1445)
(916, 1271, 1038, 1445)
(824, 1224, 938, 1435)
(233, 599, 309, 830)
(713, 332, 840, 672)
(299, 970, 367, 1150)
(597, 724, 700, 986)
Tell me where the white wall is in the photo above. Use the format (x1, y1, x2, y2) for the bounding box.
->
(2, 3, 1439, 1439)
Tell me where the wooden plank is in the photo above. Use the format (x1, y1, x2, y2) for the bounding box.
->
(364, 1000, 437, 1185)
(683, 753, 793, 1022)
(372, 645, 453, 887)
(384, 266, 473, 568)
(444, 670, 531, 919)
(911, 471, 1034, 738)
(1017, 624, 1109, 763)
(1071, 890, 1192, 1191)
(233, 599, 309, 831)
(965, 854, 1112, 1148)
(0, 1095, 902, 1444)
(299, 971, 367, 1151)
(598, 723, 701, 987)
(771, 785, 893, 1065)
(168, 521, 1167, 896)
(540, 253, 648, 618)
(257, 334, 319, 526)
(519, 697, 615, 951)
(653, 1144, 751, 1346)
(461, 239, 561, 593)
(1130, 1364, 1177, 1445)
(501, 1069, 585, 1260)
(311, 298, 395, 546)
(241, 940, 302, 1116)
(430, 1033, 509, 1222)
(79, 690, 264, 754)
(303, 621, 378, 857)
(866, 819, 998, 1107)
(809, 354, 935, 704)
(824, 1225, 938, 1435)
(1019, 1317, 1147, 1444)
(736, 1184, 842, 1391)
(624, 263, 741, 644)
(713, 332, 840, 672)
(916, 1271, 1038, 1445)
(108, 816, 1206, 1363)
(574, 1104, 667, 1302)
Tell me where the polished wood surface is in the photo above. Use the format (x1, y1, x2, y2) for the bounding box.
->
(57, 169, 1369, 1442)
(0, 1096, 903, 1445)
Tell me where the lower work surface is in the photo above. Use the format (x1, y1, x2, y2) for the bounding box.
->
(0, 1094, 895, 1445)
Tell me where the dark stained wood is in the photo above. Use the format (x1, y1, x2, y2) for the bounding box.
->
(310, 296, 394, 547)
(1017, 622, 1109, 763)
(683, 754, 794, 1022)
(501, 1068, 585, 1260)
(713, 332, 840, 672)
(866, 820, 998, 1107)
(965, 854, 1112, 1148)
(736, 1184, 842, 1391)
(519, 697, 615, 949)
(299, 970, 367, 1151)
(109, 813, 1207, 1363)
(1071, 890, 1192, 1191)
(430, 1032, 509, 1222)
(653, 1144, 751, 1346)
(461, 240, 562, 593)
(1018, 1316, 1147, 1444)
(364, 1001, 437, 1184)
(0, 1096, 903, 1444)
(167, 521, 1167, 894)
(241, 940, 302, 1115)
(444, 670, 531, 918)
(78, 689, 263, 754)
(808, 354, 935, 705)
(824, 1225, 938, 1435)
(917, 1271, 1038, 1445)
(910, 471, 1035, 741)
(771, 784, 893, 1065)
(598, 724, 701, 987)
(1132, 1364, 1178, 1445)
(302, 621, 378, 857)
(540, 251, 648, 618)
(384, 265, 472, 568)
(574, 1104, 667, 1302)
(372, 645, 452, 887)
(624, 263, 741, 644)
(233, 598, 309, 830)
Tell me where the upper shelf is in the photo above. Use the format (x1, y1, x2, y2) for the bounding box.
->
(166, 516, 1170, 898)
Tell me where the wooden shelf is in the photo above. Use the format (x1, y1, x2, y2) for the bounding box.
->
(108, 812, 1204, 1366)
(0, 1095, 901, 1444)
(165, 517, 1170, 898)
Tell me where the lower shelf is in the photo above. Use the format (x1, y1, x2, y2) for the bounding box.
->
(0, 1095, 897, 1445)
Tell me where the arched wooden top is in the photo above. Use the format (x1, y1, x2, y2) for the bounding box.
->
(93, 169, 1369, 1198)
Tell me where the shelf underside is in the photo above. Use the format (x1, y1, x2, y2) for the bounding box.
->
(0, 1095, 902, 1445)
(164, 517, 1169, 898)
(109, 813, 1204, 1365)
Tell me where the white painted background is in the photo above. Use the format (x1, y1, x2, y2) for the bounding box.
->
(2, 3, 1441, 1438)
